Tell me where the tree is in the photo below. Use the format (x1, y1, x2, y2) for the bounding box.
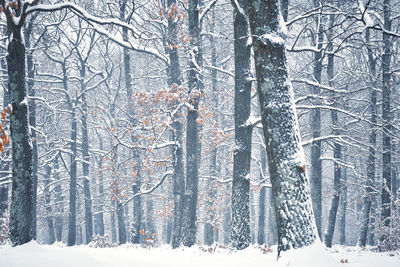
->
(310, 0, 324, 239)
(182, 0, 201, 247)
(229, 0, 253, 250)
(380, 0, 392, 250)
(2, 0, 36, 246)
(358, 28, 377, 248)
(324, 13, 341, 248)
(247, 0, 318, 255)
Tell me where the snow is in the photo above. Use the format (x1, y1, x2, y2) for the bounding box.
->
(0, 241, 399, 267)
(261, 33, 285, 45)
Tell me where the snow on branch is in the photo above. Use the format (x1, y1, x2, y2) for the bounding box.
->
(122, 171, 173, 207)
(199, 0, 218, 23)
(26, 3, 169, 64)
(204, 65, 234, 78)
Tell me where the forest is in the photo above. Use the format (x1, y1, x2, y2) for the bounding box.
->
(0, 0, 399, 266)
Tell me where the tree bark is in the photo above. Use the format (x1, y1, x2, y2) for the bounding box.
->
(165, 0, 185, 249)
(257, 147, 267, 245)
(95, 138, 105, 236)
(310, 1, 324, 239)
(24, 20, 38, 240)
(324, 14, 341, 248)
(44, 164, 55, 244)
(80, 64, 94, 245)
(8, 35, 33, 246)
(53, 157, 63, 242)
(182, 0, 201, 247)
(358, 28, 377, 248)
(248, 0, 318, 255)
(204, 7, 218, 247)
(67, 107, 77, 246)
(229, 0, 253, 250)
(338, 160, 347, 245)
(380, 0, 392, 250)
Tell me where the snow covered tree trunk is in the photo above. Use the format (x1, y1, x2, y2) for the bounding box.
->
(146, 199, 156, 238)
(0, 186, 7, 218)
(44, 164, 55, 244)
(8, 34, 33, 246)
(204, 9, 218, 246)
(338, 163, 347, 245)
(250, 191, 256, 244)
(310, 1, 324, 239)
(229, 0, 253, 250)
(110, 139, 126, 245)
(257, 147, 267, 245)
(267, 188, 277, 245)
(247, 0, 318, 255)
(80, 66, 93, 245)
(95, 139, 105, 236)
(119, 0, 142, 245)
(324, 14, 341, 247)
(67, 107, 78, 246)
(182, 0, 201, 248)
(117, 201, 127, 245)
(164, 0, 185, 249)
(380, 0, 392, 249)
(223, 183, 231, 245)
(204, 163, 217, 246)
(131, 180, 142, 244)
(24, 20, 38, 240)
(358, 28, 377, 248)
(171, 116, 184, 248)
(111, 201, 117, 243)
(53, 157, 63, 242)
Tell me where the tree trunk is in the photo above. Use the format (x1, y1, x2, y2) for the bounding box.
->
(182, 0, 201, 247)
(111, 200, 117, 243)
(25, 21, 38, 240)
(324, 14, 341, 248)
(338, 160, 347, 245)
(280, 0, 289, 22)
(80, 65, 94, 245)
(44, 164, 55, 244)
(204, 13, 218, 246)
(54, 157, 63, 242)
(117, 201, 127, 244)
(229, 0, 253, 250)
(120, 1, 142, 245)
(223, 184, 231, 245)
(146, 199, 156, 238)
(67, 107, 78, 246)
(257, 147, 267, 245)
(380, 0, 392, 250)
(248, 0, 318, 255)
(267, 188, 278, 245)
(8, 35, 33, 246)
(358, 28, 377, 248)
(310, 1, 324, 239)
(95, 145, 105, 236)
(165, 0, 185, 249)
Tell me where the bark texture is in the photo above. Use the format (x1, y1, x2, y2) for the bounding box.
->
(8, 37, 33, 246)
(230, 0, 253, 250)
(248, 0, 318, 255)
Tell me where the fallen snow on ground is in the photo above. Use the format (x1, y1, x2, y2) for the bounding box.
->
(0, 241, 399, 267)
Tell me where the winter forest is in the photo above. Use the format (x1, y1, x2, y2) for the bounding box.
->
(0, 0, 399, 266)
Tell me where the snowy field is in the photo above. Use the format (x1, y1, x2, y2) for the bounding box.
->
(0, 242, 399, 267)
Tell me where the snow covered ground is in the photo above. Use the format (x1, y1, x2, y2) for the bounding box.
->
(0, 241, 399, 267)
